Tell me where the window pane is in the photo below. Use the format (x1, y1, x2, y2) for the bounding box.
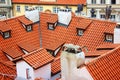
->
(91, 0, 96, 4)
(25, 6, 28, 11)
(16, 6, 20, 12)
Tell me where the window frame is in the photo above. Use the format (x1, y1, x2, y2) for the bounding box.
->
(105, 34, 113, 42)
(26, 68, 31, 79)
(16, 6, 21, 12)
(0, 0, 5, 3)
(53, 7, 60, 13)
(77, 28, 84, 36)
(91, 0, 96, 4)
(111, 0, 116, 4)
(2, 31, 11, 39)
(48, 22, 57, 30)
(26, 25, 33, 32)
(25, 6, 28, 11)
(101, 0, 105, 4)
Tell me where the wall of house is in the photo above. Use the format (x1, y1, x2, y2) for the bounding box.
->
(34, 63, 51, 80)
(54, 47, 61, 56)
(13, 4, 87, 17)
(16, 60, 34, 80)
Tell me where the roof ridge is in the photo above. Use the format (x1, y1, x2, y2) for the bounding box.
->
(22, 48, 44, 58)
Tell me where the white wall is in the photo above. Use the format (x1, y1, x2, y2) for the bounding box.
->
(16, 60, 34, 80)
(114, 27, 120, 44)
(54, 47, 61, 56)
(34, 63, 51, 80)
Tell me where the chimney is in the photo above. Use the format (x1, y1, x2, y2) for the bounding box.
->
(61, 44, 85, 80)
(25, 7, 39, 23)
(114, 23, 120, 43)
(58, 9, 72, 26)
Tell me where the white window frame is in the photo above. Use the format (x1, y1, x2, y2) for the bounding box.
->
(101, 0, 105, 4)
(4, 31, 10, 38)
(91, 0, 96, 4)
(25, 6, 28, 11)
(16, 6, 20, 12)
(53, 7, 60, 13)
(78, 29, 84, 36)
(26, 25, 32, 32)
(106, 34, 113, 42)
(48, 24, 54, 30)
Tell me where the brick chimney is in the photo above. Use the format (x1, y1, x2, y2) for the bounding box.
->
(61, 44, 85, 80)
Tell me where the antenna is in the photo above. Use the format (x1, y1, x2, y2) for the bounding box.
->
(105, 5, 112, 20)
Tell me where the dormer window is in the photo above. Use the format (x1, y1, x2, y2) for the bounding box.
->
(0, 31, 11, 39)
(26, 25, 32, 32)
(77, 29, 84, 36)
(48, 22, 57, 30)
(105, 34, 113, 42)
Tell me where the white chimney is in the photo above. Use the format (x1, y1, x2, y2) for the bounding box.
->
(25, 8, 39, 23)
(114, 24, 120, 44)
(61, 44, 85, 80)
(58, 9, 72, 26)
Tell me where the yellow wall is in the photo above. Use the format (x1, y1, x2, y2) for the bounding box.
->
(13, 4, 87, 17)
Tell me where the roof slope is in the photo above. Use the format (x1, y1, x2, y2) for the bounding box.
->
(40, 13, 116, 52)
(0, 16, 40, 61)
(12, 0, 86, 5)
(23, 48, 54, 69)
(86, 46, 120, 80)
(0, 61, 16, 80)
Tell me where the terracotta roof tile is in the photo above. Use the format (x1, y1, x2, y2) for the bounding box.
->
(23, 48, 54, 69)
(76, 18, 92, 30)
(18, 41, 39, 52)
(0, 61, 16, 80)
(86, 46, 120, 80)
(47, 14, 58, 23)
(0, 21, 11, 32)
(12, 0, 86, 5)
(2, 47, 23, 59)
(18, 16, 33, 25)
(51, 58, 61, 75)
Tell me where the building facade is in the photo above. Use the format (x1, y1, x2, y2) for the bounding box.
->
(12, 0, 86, 17)
(0, 0, 12, 20)
(87, 0, 120, 22)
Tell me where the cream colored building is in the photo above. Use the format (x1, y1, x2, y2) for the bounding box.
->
(12, 0, 87, 17)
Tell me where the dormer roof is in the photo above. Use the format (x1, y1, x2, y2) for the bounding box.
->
(47, 14, 58, 23)
(18, 16, 33, 25)
(22, 48, 54, 69)
(0, 21, 11, 32)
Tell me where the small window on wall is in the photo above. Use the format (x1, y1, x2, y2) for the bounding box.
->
(0, 0, 5, 3)
(101, 0, 105, 4)
(26, 68, 31, 79)
(110, 15, 116, 21)
(16, 6, 21, 12)
(100, 14, 105, 19)
(25, 6, 28, 11)
(111, 0, 116, 4)
(91, 0, 96, 4)
(105, 34, 113, 42)
(77, 29, 84, 36)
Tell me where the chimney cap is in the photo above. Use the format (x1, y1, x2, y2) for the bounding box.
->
(62, 44, 82, 54)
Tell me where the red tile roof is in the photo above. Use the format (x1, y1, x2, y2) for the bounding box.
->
(86, 46, 120, 80)
(0, 61, 16, 80)
(18, 16, 33, 25)
(23, 48, 54, 69)
(0, 16, 40, 61)
(12, 0, 86, 5)
(51, 57, 61, 75)
(17, 41, 39, 52)
(0, 21, 11, 32)
(47, 14, 58, 23)
(40, 13, 117, 52)
(2, 47, 23, 59)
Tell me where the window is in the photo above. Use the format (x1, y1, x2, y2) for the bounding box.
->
(26, 25, 32, 32)
(2, 31, 11, 39)
(48, 24, 54, 30)
(105, 34, 113, 42)
(100, 14, 105, 19)
(0, 0, 5, 3)
(110, 15, 116, 21)
(16, 6, 20, 12)
(101, 0, 105, 4)
(77, 29, 84, 36)
(25, 6, 28, 11)
(53, 7, 60, 13)
(37, 6, 43, 12)
(26, 68, 31, 79)
(111, 0, 116, 4)
(47, 50, 54, 56)
(91, 0, 96, 4)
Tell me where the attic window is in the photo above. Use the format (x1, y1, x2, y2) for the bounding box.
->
(105, 34, 113, 42)
(47, 50, 54, 56)
(22, 24, 32, 32)
(48, 22, 57, 30)
(77, 29, 84, 36)
(0, 31, 11, 39)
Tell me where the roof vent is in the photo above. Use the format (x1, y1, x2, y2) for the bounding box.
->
(58, 9, 71, 26)
(25, 8, 39, 23)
